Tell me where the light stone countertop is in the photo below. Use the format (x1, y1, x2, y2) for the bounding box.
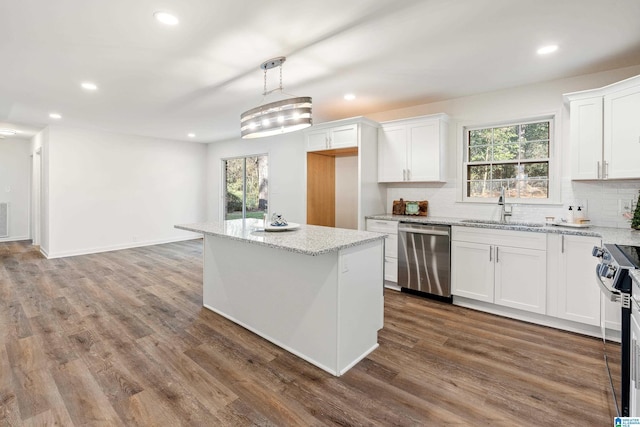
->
(175, 218, 386, 256)
(366, 214, 640, 246)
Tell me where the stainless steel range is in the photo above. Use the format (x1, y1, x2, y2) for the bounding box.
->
(593, 243, 640, 417)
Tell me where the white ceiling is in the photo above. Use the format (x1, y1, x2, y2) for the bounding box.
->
(1, 0, 640, 143)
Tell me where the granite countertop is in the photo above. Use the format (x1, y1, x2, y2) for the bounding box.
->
(175, 218, 386, 256)
(366, 214, 640, 246)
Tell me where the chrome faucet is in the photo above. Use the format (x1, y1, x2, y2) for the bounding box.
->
(498, 187, 513, 223)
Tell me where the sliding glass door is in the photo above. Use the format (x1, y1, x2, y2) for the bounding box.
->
(224, 155, 268, 220)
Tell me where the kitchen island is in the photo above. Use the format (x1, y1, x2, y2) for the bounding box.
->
(175, 218, 385, 376)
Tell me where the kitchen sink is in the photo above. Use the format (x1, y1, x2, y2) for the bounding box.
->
(460, 219, 544, 228)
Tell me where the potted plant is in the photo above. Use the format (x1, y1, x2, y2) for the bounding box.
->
(632, 190, 640, 230)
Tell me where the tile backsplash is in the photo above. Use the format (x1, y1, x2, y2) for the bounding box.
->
(385, 178, 640, 229)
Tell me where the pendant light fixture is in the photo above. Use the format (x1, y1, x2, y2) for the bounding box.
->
(240, 57, 312, 139)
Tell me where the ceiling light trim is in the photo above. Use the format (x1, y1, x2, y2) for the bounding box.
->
(154, 11, 179, 26)
(81, 82, 98, 91)
(537, 44, 558, 55)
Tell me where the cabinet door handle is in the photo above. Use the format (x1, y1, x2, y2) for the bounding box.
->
(597, 161, 601, 179)
(489, 246, 492, 262)
(561, 235, 565, 253)
(496, 247, 499, 263)
(407, 169, 411, 181)
(326, 137, 331, 149)
(604, 161, 609, 179)
(402, 169, 406, 181)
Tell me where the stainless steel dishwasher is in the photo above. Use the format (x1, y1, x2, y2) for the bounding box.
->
(398, 222, 451, 301)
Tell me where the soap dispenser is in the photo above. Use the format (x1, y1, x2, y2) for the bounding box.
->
(567, 206, 574, 223)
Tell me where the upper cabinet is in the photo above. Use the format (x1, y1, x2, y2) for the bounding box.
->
(304, 117, 384, 231)
(377, 114, 448, 183)
(565, 74, 640, 180)
(306, 123, 359, 151)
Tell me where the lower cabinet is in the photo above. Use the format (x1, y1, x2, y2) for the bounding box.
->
(494, 245, 547, 314)
(548, 234, 602, 326)
(452, 227, 547, 315)
(366, 219, 398, 283)
(451, 241, 494, 302)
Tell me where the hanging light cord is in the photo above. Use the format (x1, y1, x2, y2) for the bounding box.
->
(263, 65, 284, 96)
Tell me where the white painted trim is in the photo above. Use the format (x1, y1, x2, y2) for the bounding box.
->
(0, 235, 30, 243)
(43, 235, 201, 259)
(453, 296, 620, 341)
(457, 111, 562, 205)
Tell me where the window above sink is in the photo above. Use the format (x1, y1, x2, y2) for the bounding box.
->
(458, 113, 561, 205)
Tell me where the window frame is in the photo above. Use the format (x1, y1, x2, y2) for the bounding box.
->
(458, 113, 561, 205)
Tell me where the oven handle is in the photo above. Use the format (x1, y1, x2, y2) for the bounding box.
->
(595, 269, 621, 303)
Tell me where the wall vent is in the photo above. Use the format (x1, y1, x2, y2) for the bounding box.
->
(0, 202, 8, 237)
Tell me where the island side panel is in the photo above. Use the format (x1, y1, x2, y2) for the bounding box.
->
(203, 234, 340, 375)
(337, 240, 384, 374)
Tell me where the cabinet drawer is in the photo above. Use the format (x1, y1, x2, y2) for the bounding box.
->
(366, 219, 398, 234)
(452, 226, 546, 251)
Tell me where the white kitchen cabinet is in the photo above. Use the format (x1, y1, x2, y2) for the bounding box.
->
(451, 226, 547, 315)
(306, 123, 358, 151)
(565, 74, 640, 180)
(451, 241, 494, 302)
(378, 114, 448, 182)
(306, 117, 384, 231)
(547, 234, 602, 326)
(604, 83, 640, 179)
(366, 219, 398, 283)
(568, 97, 603, 180)
(494, 245, 547, 314)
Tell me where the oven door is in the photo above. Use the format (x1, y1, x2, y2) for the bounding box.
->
(597, 270, 623, 341)
(597, 268, 628, 416)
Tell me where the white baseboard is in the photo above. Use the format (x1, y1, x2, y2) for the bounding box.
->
(43, 235, 201, 259)
(0, 235, 30, 243)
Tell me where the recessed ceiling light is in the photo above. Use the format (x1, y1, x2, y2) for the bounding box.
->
(81, 82, 98, 91)
(154, 11, 179, 26)
(49, 113, 62, 119)
(344, 93, 356, 101)
(187, 133, 195, 138)
(537, 45, 558, 55)
(0, 129, 17, 136)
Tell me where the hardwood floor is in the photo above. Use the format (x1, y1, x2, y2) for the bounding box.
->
(0, 239, 618, 426)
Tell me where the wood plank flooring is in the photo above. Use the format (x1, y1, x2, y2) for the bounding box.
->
(0, 239, 619, 426)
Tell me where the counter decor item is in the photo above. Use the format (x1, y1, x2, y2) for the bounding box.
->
(270, 213, 288, 226)
(632, 190, 640, 230)
(405, 201, 419, 215)
(263, 212, 300, 231)
(391, 199, 428, 216)
(392, 199, 406, 215)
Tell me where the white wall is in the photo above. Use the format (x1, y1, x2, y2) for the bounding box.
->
(366, 65, 640, 227)
(45, 126, 207, 258)
(206, 132, 306, 224)
(0, 138, 31, 241)
(335, 155, 358, 229)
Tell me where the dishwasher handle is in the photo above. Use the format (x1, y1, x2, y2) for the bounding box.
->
(398, 225, 450, 236)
